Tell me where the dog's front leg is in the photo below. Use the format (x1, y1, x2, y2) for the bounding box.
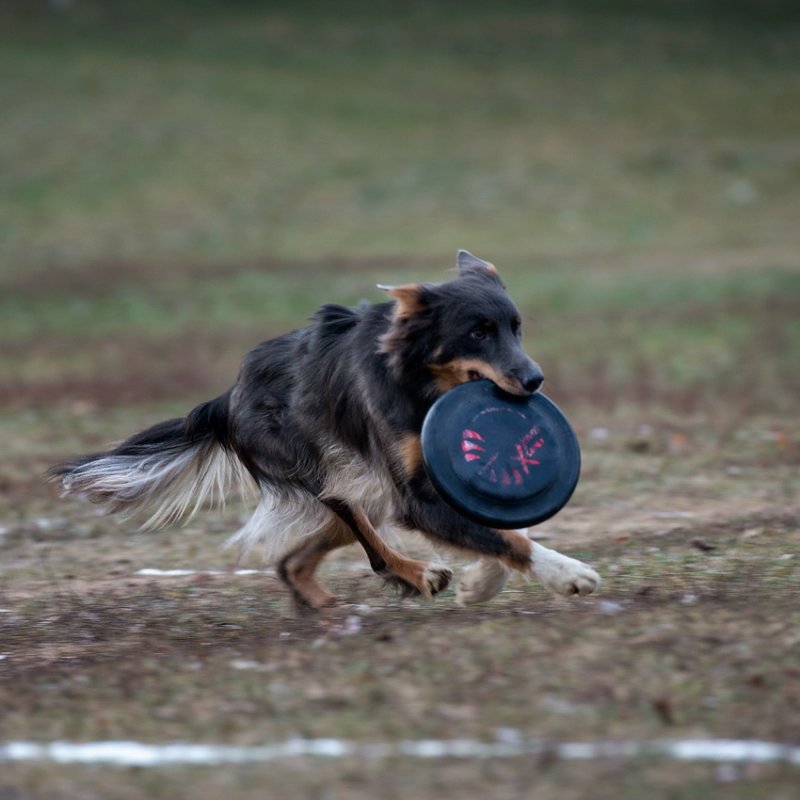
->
(528, 539, 600, 598)
(456, 537, 601, 605)
(399, 485, 600, 603)
(325, 498, 452, 599)
(399, 483, 534, 568)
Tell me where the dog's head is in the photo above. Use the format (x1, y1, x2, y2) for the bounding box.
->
(379, 250, 543, 398)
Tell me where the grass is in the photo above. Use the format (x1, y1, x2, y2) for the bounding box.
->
(2, 0, 799, 415)
(1, 1, 799, 798)
(3, 261, 798, 417)
(2, 1, 800, 268)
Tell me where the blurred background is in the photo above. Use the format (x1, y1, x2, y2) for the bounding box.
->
(2, 4, 800, 796)
(2, 0, 798, 423)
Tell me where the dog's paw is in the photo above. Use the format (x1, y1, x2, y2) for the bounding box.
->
(530, 541, 600, 597)
(421, 564, 453, 598)
(456, 558, 511, 605)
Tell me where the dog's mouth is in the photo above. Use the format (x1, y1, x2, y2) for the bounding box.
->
(467, 369, 528, 396)
(431, 360, 528, 397)
(466, 369, 524, 395)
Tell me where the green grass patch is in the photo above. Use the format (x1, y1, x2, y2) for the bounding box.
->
(2, 1, 799, 267)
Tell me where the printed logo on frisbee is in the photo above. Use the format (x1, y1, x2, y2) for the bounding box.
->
(452, 405, 559, 501)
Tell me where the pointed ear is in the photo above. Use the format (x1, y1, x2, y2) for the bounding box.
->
(377, 283, 426, 318)
(457, 249, 497, 275)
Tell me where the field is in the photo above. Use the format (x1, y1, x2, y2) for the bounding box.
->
(1, 1, 799, 797)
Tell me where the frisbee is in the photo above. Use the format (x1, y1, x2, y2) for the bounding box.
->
(421, 380, 581, 528)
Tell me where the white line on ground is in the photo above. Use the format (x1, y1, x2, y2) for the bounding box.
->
(1, 738, 798, 767)
(135, 568, 274, 577)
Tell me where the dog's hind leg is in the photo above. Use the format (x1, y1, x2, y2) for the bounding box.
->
(326, 500, 452, 599)
(277, 519, 354, 611)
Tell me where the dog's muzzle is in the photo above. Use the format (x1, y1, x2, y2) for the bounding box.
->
(511, 363, 544, 395)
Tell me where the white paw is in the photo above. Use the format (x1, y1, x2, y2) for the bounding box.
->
(422, 564, 453, 598)
(530, 541, 600, 597)
(455, 558, 511, 606)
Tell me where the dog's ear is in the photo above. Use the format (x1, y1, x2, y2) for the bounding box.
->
(377, 283, 427, 318)
(457, 249, 498, 276)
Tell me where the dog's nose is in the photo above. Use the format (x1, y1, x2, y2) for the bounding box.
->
(515, 365, 544, 394)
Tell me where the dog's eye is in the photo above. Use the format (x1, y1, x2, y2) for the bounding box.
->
(470, 319, 495, 341)
(512, 318, 522, 337)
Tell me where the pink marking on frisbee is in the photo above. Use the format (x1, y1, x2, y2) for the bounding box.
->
(512, 444, 540, 473)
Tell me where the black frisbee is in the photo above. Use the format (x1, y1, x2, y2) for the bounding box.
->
(421, 380, 581, 528)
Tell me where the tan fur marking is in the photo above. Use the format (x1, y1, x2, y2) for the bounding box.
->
(350, 506, 448, 598)
(279, 521, 355, 609)
(384, 284, 424, 319)
(397, 433, 423, 477)
(429, 358, 524, 396)
(289, 566, 337, 609)
(495, 529, 534, 569)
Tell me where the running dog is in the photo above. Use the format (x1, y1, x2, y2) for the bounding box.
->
(51, 251, 600, 609)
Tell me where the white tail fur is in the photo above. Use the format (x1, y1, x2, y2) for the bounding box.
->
(60, 442, 256, 530)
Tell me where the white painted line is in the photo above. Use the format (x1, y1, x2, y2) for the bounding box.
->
(0, 738, 798, 767)
(135, 568, 274, 577)
(136, 569, 196, 577)
(651, 511, 696, 519)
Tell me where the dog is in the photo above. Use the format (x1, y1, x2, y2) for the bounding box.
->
(50, 250, 600, 609)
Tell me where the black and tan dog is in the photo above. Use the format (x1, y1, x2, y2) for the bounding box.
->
(51, 251, 599, 609)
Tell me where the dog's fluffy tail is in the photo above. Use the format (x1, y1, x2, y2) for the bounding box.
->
(49, 392, 256, 529)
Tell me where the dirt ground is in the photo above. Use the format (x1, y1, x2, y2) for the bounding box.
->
(1, 408, 798, 798)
